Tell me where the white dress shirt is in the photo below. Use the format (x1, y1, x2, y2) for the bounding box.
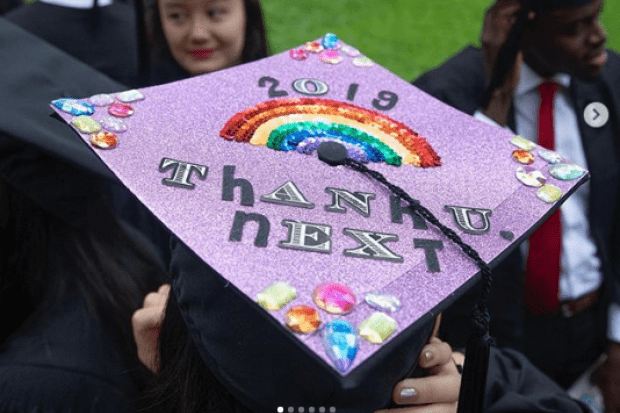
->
(475, 62, 620, 342)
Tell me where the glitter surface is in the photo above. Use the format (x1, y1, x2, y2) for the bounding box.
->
(50, 37, 589, 376)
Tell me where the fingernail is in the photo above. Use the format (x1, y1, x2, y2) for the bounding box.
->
(399, 387, 418, 401)
(424, 350, 433, 362)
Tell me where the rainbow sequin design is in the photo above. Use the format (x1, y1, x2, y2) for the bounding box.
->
(220, 98, 441, 167)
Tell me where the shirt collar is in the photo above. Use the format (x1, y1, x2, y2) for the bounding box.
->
(515, 62, 571, 97)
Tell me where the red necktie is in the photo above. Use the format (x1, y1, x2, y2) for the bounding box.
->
(525, 82, 561, 315)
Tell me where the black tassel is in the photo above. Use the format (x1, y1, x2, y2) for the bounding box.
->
(335, 154, 495, 413)
(457, 331, 492, 413)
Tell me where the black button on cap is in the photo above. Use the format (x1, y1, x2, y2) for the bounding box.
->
(318, 141, 348, 166)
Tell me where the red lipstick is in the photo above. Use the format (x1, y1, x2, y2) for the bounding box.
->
(189, 49, 213, 60)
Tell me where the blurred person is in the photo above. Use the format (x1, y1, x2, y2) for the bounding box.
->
(0, 19, 169, 412)
(0, 176, 166, 412)
(144, 0, 268, 84)
(4, 0, 142, 86)
(413, 0, 620, 410)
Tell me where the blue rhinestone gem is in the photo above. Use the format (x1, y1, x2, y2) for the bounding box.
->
(322, 319, 358, 373)
(52, 98, 95, 116)
(322, 33, 339, 49)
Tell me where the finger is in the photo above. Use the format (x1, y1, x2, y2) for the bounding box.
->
(419, 340, 453, 369)
(393, 375, 461, 406)
(131, 307, 165, 333)
(158, 283, 171, 295)
(143, 288, 169, 308)
(375, 402, 457, 413)
(452, 351, 465, 367)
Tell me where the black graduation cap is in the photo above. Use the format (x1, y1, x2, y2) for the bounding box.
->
(48, 34, 589, 412)
(0, 18, 126, 226)
(0, 17, 170, 267)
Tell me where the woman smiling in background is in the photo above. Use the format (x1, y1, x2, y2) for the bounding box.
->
(146, 0, 268, 84)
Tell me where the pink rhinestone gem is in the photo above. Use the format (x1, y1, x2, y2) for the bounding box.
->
(108, 102, 135, 118)
(313, 282, 356, 315)
(289, 48, 309, 61)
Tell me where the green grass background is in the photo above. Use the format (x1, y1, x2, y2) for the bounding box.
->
(262, 0, 620, 82)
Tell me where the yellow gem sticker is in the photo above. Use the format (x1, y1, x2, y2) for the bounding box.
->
(359, 312, 397, 344)
(256, 281, 297, 311)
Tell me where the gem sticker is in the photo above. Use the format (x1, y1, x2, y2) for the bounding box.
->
(256, 281, 297, 311)
(340, 44, 361, 57)
(515, 166, 546, 187)
(90, 131, 118, 149)
(71, 115, 101, 133)
(538, 149, 563, 164)
(305, 41, 323, 53)
(100, 116, 128, 133)
(512, 149, 535, 164)
(285, 305, 321, 334)
(352, 56, 375, 67)
(510, 135, 536, 151)
(548, 163, 586, 181)
(116, 89, 145, 103)
(313, 282, 356, 315)
(359, 312, 397, 344)
(364, 292, 402, 312)
(537, 184, 563, 203)
(88, 94, 114, 107)
(289, 48, 309, 61)
(108, 102, 135, 117)
(322, 33, 340, 49)
(322, 319, 358, 373)
(52, 98, 95, 116)
(319, 50, 343, 65)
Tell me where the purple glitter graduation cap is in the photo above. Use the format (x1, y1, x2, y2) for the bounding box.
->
(51, 35, 588, 412)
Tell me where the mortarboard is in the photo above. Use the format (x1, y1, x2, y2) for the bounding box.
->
(0, 18, 123, 226)
(0, 18, 169, 266)
(49, 35, 590, 412)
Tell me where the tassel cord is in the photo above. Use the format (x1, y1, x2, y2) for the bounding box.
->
(343, 158, 492, 336)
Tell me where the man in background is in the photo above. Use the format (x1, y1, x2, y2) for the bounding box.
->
(414, 1, 620, 411)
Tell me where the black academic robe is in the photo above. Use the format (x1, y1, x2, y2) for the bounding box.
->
(0, 16, 171, 263)
(413, 46, 620, 352)
(0, 285, 145, 413)
(0, 18, 168, 413)
(5, 1, 140, 87)
(484, 347, 588, 412)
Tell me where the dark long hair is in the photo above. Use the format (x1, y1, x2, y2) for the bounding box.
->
(143, 0, 269, 85)
(142, 291, 253, 413)
(0, 178, 167, 353)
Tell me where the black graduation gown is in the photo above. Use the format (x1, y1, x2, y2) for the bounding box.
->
(484, 347, 588, 412)
(412, 46, 620, 353)
(0, 18, 168, 413)
(4, 0, 140, 87)
(0, 285, 143, 413)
